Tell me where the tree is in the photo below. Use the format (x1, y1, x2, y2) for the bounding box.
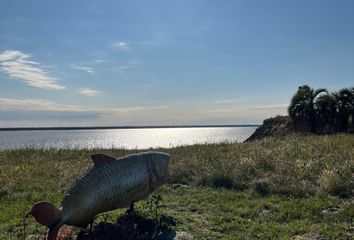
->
(333, 88, 354, 132)
(288, 85, 327, 133)
(314, 94, 337, 134)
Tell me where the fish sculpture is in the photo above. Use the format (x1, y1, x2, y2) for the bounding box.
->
(27, 152, 170, 240)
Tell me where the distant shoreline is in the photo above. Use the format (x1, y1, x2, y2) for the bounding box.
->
(0, 124, 259, 131)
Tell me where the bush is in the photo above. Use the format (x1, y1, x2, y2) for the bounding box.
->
(319, 169, 353, 198)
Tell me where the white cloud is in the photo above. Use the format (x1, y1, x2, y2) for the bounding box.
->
(0, 98, 169, 114)
(0, 50, 65, 90)
(113, 41, 129, 50)
(247, 104, 289, 111)
(79, 88, 100, 96)
(212, 98, 244, 104)
(0, 98, 171, 127)
(0, 98, 80, 112)
(71, 65, 95, 74)
(208, 104, 288, 113)
(0, 50, 25, 61)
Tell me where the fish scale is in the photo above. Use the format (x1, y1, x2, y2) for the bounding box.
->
(59, 152, 167, 227)
(28, 152, 170, 240)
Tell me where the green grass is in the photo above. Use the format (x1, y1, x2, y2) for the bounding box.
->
(1, 134, 353, 239)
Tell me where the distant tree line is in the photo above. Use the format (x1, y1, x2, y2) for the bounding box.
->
(288, 85, 354, 134)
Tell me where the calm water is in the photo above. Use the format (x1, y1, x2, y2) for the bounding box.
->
(0, 127, 256, 150)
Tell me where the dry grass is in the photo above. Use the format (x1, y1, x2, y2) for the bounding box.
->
(168, 134, 354, 197)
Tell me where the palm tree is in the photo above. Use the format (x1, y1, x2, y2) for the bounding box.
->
(288, 85, 327, 133)
(314, 94, 337, 133)
(333, 88, 354, 132)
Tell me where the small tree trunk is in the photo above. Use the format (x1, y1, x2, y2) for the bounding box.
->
(309, 112, 317, 133)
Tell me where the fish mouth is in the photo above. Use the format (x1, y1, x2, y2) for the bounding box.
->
(156, 152, 170, 178)
(146, 152, 170, 187)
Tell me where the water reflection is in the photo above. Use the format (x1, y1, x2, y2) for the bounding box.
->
(0, 127, 256, 150)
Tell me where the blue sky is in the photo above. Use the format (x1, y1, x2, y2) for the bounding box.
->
(0, 0, 353, 127)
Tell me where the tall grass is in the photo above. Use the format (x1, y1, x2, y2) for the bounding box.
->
(0, 134, 353, 239)
(168, 134, 354, 197)
(1, 134, 353, 199)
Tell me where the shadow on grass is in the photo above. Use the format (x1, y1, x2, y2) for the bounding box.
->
(77, 212, 176, 240)
(199, 175, 247, 190)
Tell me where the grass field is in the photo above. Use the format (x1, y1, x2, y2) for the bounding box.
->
(1, 134, 353, 239)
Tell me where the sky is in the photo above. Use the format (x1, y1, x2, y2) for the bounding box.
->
(0, 0, 354, 127)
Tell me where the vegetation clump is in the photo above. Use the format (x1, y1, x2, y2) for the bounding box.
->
(77, 210, 176, 240)
(288, 85, 354, 134)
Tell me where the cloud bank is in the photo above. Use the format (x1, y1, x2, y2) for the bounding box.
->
(0, 97, 286, 127)
(0, 97, 169, 114)
(0, 50, 65, 90)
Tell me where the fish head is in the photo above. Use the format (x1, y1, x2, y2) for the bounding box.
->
(148, 152, 170, 182)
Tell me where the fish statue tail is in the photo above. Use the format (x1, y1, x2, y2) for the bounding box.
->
(47, 225, 61, 240)
(27, 201, 62, 240)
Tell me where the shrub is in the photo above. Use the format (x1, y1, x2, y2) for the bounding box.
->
(318, 169, 353, 198)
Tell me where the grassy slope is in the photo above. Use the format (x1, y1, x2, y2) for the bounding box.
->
(245, 116, 294, 142)
(0, 134, 353, 239)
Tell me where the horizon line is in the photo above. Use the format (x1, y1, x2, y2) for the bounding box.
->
(0, 124, 260, 131)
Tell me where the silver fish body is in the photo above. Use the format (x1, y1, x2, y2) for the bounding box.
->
(57, 151, 170, 227)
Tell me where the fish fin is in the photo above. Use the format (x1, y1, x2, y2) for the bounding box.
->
(28, 201, 60, 227)
(91, 154, 116, 165)
(47, 225, 61, 240)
